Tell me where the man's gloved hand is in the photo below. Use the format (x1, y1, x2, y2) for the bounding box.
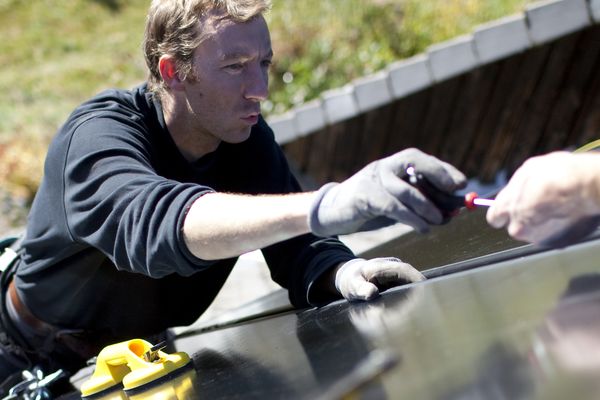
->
(309, 148, 466, 237)
(335, 257, 425, 301)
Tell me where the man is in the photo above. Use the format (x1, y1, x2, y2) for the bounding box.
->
(487, 151, 600, 246)
(0, 0, 466, 388)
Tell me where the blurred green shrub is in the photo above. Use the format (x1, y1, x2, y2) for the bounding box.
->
(266, 0, 532, 114)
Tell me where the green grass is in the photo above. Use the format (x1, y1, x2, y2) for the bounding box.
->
(0, 0, 148, 141)
(0, 0, 534, 209)
(265, 0, 534, 114)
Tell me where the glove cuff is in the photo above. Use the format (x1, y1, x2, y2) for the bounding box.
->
(334, 258, 366, 294)
(308, 182, 339, 237)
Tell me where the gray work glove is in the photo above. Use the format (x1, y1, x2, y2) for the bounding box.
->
(335, 257, 425, 301)
(309, 148, 467, 237)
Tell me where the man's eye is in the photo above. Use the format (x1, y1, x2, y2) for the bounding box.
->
(225, 63, 244, 71)
(262, 59, 273, 68)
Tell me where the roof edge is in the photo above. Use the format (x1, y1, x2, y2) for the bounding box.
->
(268, 0, 597, 144)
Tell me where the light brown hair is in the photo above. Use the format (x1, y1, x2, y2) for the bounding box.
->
(143, 0, 271, 98)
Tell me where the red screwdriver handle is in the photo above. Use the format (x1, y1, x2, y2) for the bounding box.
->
(464, 192, 479, 210)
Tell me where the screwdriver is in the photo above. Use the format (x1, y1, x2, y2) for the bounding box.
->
(464, 192, 495, 209)
(403, 166, 495, 218)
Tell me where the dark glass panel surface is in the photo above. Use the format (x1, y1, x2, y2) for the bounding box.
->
(172, 238, 600, 399)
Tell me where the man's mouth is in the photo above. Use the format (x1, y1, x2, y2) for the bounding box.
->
(241, 112, 260, 125)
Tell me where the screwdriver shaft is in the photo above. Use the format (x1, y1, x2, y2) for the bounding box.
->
(473, 198, 495, 207)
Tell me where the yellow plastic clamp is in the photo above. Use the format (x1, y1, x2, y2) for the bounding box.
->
(80, 338, 191, 397)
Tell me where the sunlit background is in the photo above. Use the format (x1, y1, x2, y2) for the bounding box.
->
(0, 0, 534, 226)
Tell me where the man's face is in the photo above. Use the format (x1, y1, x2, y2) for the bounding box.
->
(181, 12, 272, 146)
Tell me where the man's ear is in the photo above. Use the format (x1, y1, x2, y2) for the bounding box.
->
(159, 55, 185, 91)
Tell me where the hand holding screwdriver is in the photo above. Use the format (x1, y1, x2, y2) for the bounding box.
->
(309, 148, 467, 237)
(402, 165, 494, 219)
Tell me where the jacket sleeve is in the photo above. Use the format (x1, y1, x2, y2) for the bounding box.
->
(63, 116, 214, 278)
(257, 122, 356, 308)
(263, 234, 355, 308)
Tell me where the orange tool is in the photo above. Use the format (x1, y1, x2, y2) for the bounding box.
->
(464, 192, 495, 209)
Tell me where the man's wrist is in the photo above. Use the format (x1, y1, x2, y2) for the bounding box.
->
(321, 261, 346, 295)
(307, 182, 339, 237)
(307, 261, 348, 305)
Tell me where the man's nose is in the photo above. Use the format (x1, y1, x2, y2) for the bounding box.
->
(244, 65, 269, 102)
